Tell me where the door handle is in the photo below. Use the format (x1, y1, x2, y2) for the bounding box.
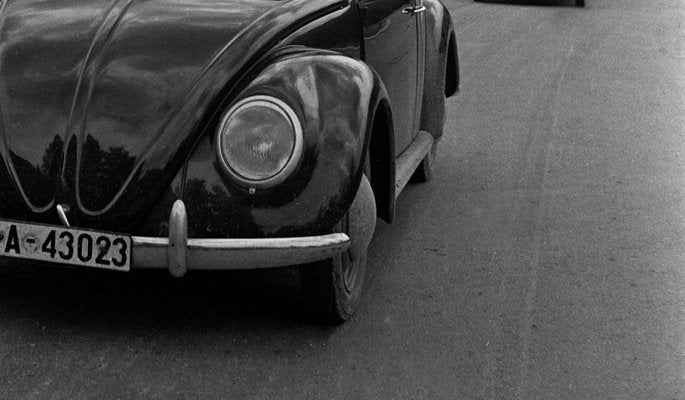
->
(402, 5, 426, 15)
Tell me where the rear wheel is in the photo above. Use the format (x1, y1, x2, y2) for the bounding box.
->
(300, 175, 376, 324)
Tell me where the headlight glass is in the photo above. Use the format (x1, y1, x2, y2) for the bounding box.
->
(216, 96, 303, 188)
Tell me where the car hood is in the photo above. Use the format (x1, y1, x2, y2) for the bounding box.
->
(0, 0, 343, 229)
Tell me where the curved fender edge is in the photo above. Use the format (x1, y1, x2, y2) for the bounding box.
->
(421, 0, 459, 140)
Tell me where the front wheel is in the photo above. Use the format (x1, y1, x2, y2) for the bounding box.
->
(300, 175, 376, 324)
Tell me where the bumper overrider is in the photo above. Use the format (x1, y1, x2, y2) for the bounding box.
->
(133, 200, 350, 277)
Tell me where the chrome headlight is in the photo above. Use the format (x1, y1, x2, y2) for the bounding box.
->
(216, 95, 303, 189)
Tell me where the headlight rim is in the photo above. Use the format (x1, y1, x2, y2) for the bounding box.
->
(215, 95, 304, 190)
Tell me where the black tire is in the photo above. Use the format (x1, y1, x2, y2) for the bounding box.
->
(410, 142, 437, 183)
(299, 236, 367, 324)
(575, 0, 585, 6)
(300, 176, 376, 324)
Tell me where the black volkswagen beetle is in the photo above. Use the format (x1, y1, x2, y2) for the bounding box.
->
(0, 0, 459, 323)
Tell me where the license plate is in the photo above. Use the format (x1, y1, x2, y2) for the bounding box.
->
(0, 220, 131, 271)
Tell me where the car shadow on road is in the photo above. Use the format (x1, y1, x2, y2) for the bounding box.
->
(474, 0, 581, 7)
(0, 261, 336, 337)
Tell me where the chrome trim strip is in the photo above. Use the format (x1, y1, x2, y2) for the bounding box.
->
(402, 5, 426, 14)
(56, 204, 71, 227)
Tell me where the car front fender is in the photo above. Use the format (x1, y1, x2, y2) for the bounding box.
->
(180, 49, 391, 239)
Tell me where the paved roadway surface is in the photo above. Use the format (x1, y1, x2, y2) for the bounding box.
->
(1, 0, 683, 399)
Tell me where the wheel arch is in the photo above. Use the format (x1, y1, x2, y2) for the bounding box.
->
(445, 29, 459, 98)
(420, 0, 459, 140)
(366, 98, 396, 224)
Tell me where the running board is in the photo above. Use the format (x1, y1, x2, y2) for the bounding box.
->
(394, 130, 434, 198)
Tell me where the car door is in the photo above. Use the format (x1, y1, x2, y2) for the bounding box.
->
(358, 0, 426, 157)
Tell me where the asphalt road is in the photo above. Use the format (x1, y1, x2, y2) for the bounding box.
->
(1, 0, 684, 399)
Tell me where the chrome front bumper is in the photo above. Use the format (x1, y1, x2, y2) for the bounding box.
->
(132, 200, 350, 277)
